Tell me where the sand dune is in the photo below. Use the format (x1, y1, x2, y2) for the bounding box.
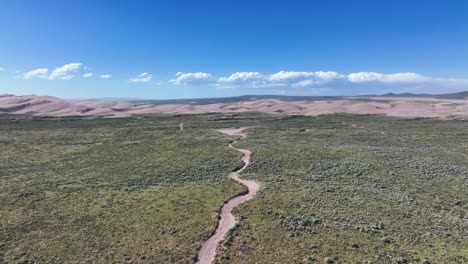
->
(1, 94, 468, 119)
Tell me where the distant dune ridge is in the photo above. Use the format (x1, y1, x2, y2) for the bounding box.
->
(1, 93, 468, 118)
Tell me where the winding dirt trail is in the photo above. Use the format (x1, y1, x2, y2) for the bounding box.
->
(196, 128, 260, 264)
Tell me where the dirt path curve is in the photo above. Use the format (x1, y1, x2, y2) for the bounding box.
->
(196, 127, 260, 264)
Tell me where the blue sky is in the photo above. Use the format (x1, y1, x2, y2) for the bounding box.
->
(1, 0, 468, 99)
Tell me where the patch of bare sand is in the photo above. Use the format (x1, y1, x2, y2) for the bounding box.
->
(216, 127, 249, 137)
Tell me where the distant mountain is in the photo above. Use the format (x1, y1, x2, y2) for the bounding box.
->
(365, 91, 468, 100)
(433, 91, 468, 99)
(376, 92, 434, 98)
(135, 95, 343, 105)
(97, 97, 147, 101)
(134, 91, 468, 105)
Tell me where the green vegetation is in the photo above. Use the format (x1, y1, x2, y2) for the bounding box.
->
(0, 115, 244, 263)
(1, 114, 467, 263)
(218, 115, 468, 264)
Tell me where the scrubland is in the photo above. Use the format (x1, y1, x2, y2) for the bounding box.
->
(0, 114, 467, 263)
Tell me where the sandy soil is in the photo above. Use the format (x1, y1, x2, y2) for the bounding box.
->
(196, 128, 260, 264)
(2, 94, 468, 119)
(216, 127, 250, 136)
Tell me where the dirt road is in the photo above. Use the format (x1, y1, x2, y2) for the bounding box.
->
(195, 128, 260, 264)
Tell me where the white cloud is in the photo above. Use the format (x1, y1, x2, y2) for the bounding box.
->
(345, 72, 468, 94)
(169, 72, 214, 85)
(215, 71, 343, 88)
(315, 71, 344, 81)
(268, 71, 315, 82)
(100, 74, 111, 79)
(168, 70, 468, 93)
(0, 67, 5, 71)
(48, 63, 83, 80)
(83, 73, 93, 78)
(291, 80, 318, 88)
(217, 72, 265, 88)
(219, 72, 263, 83)
(129, 72, 152, 83)
(267, 71, 343, 87)
(23, 68, 49, 79)
(347, 72, 428, 83)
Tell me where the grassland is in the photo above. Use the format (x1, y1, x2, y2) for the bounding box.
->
(1, 114, 467, 263)
(0, 115, 245, 263)
(218, 115, 468, 264)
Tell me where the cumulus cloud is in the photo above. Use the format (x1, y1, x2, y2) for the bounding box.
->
(216, 71, 344, 88)
(347, 72, 428, 83)
(129, 72, 152, 83)
(23, 63, 84, 80)
(217, 72, 265, 88)
(23, 68, 49, 79)
(48, 63, 83, 80)
(100, 74, 111, 79)
(268, 71, 344, 87)
(344, 72, 468, 94)
(169, 72, 214, 85)
(269, 71, 314, 82)
(83, 73, 93, 78)
(165, 70, 468, 93)
(219, 72, 263, 82)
